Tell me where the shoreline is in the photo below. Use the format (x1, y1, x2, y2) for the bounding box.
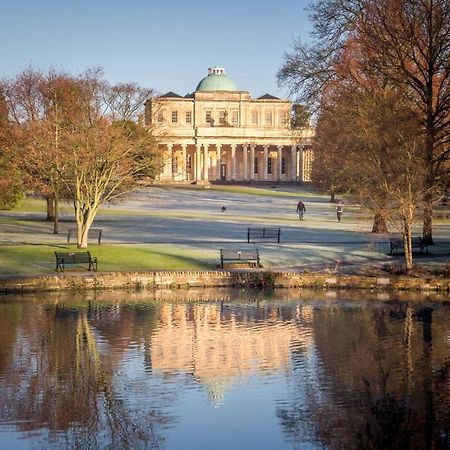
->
(1, 269, 449, 295)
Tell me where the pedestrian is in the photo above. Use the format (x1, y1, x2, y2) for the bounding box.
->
(336, 203, 343, 222)
(296, 200, 306, 221)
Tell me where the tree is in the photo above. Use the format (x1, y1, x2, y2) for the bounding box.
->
(54, 69, 161, 248)
(3, 67, 161, 247)
(0, 89, 23, 209)
(311, 70, 425, 270)
(279, 0, 450, 244)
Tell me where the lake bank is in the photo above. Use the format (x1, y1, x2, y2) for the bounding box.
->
(1, 269, 449, 295)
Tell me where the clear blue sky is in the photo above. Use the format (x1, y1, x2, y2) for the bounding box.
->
(1, 0, 313, 99)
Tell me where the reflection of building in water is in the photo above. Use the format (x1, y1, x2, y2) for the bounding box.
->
(150, 304, 314, 404)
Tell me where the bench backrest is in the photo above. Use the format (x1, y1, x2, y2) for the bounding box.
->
(248, 227, 280, 237)
(390, 236, 423, 245)
(221, 249, 259, 260)
(55, 252, 92, 263)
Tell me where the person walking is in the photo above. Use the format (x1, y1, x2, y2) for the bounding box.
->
(336, 203, 343, 222)
(296, 200, 306, 221)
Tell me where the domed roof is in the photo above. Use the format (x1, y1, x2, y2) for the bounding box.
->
(195, 67, 238, 92)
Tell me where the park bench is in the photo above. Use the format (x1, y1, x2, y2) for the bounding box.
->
(220, 249, 261, 268)
(55, 251, 98, 272)
(389, 236, 429, 255)
(67, 228, 103, 245)
(247, 227, 281, 243)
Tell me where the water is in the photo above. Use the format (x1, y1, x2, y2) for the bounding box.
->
(0, 289, 449, 449)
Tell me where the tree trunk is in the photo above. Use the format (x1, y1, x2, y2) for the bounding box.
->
(53, 193, 59, 234)
(371, 211, 389, 234)
(46, 195, 55, 221)
(76, 208, 96, 249)
(403, 221, 413, 273)
(422, 190, 434, 245)
(422, 107, 435, 245)
(330, 188, 335, 203)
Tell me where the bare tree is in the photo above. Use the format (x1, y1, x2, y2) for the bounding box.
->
(279, 0, 450, 244)
(3, 67, 161, 247)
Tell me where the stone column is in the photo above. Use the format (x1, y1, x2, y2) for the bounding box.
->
(291, 145, 297, 181)
(299, 145, 304, 182)
(263, 146, 269, 181)
(216, 144, 222, 180)
(277, 145, 283, 181)
(203, 143, 209, 181)
(231, 144, 236, 180)
(196, 144, 201, 181)
(167, 144, 174, 180)
(181, 144, 187, 181)
(250, 145, 255, 180)
(243, 145, 248, 181)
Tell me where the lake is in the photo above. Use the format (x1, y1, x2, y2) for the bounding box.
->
(0, 289, 449, 449)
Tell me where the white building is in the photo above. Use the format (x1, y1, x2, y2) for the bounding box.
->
(146, 67, 313, 183)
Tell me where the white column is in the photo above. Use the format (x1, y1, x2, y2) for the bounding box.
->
(167, 144, 174, 180)
(243, 145, 248, 181)
(291, 145, 297, 181)
(277, 145, 283, 181)
(196, 144, 201, 181)
(263, 146, 268, 181)
(299, 145, 304, 182)
(181, 144, 187, 181)
(203, 144, 209, 181)
(250, 145, 255, 180)
(216, 144, 222, 180)
(231, 144, 236, 180)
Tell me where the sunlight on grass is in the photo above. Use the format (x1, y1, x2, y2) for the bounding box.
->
(0, 244, 211, 276)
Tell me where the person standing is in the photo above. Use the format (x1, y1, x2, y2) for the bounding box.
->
(336, 203, 343, 222)
(296, 200, 306, 221)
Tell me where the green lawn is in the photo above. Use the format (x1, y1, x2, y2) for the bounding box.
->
(0, 244, 212, 276)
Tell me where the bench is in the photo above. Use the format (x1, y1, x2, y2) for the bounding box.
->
(247, 227, 281, 243)
(389, 236, 429, 255)
(220, 249, 261, 268)
(55, 252, 98, 272)
(67, 229, 102, 245)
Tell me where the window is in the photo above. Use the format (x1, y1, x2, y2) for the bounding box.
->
(267, 157, 272, 175)
(157, 110, 165, 123)
(205, 110, 213, 125)
(231, 110, 239, 126)
(281, 157, 286, 175)
(280, 112, 288, 126)
(186, 111, 192, 124)
(265, 111, 272, 126)
(219, 110, 226, 125)
(172, 156, 178, 174)
(254, 156, 258, 175)
(252, 111, 258, 125)
(171, 111, 178, 123)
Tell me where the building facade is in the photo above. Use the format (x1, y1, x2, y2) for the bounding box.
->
(146, 67, 313, 183)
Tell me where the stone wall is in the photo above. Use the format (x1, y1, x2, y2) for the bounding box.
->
(1, 270, 449, 295)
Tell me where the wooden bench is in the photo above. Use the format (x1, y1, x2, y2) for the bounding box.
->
(247, 227, 281, 243)
(67, 229, 103, 245)
(55, 252, 98, 272)
(220, 249, 261, 268)
(389, 236, 429, 255)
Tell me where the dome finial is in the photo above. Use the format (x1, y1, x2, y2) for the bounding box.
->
(208, 67, 226, 75)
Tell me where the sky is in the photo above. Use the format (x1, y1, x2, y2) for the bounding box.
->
(1, 0, 313, 99)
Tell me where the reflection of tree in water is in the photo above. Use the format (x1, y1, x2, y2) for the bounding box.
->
(0, 302, 171, 449)
(277, 302, 450, 449)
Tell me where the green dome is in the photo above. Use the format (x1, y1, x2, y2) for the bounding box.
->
(195, 67, 238, 92)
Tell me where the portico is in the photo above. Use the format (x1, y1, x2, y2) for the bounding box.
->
(146, 67, 314, 183)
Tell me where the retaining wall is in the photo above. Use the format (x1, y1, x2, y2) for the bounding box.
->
(1, 270, 449, 294)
